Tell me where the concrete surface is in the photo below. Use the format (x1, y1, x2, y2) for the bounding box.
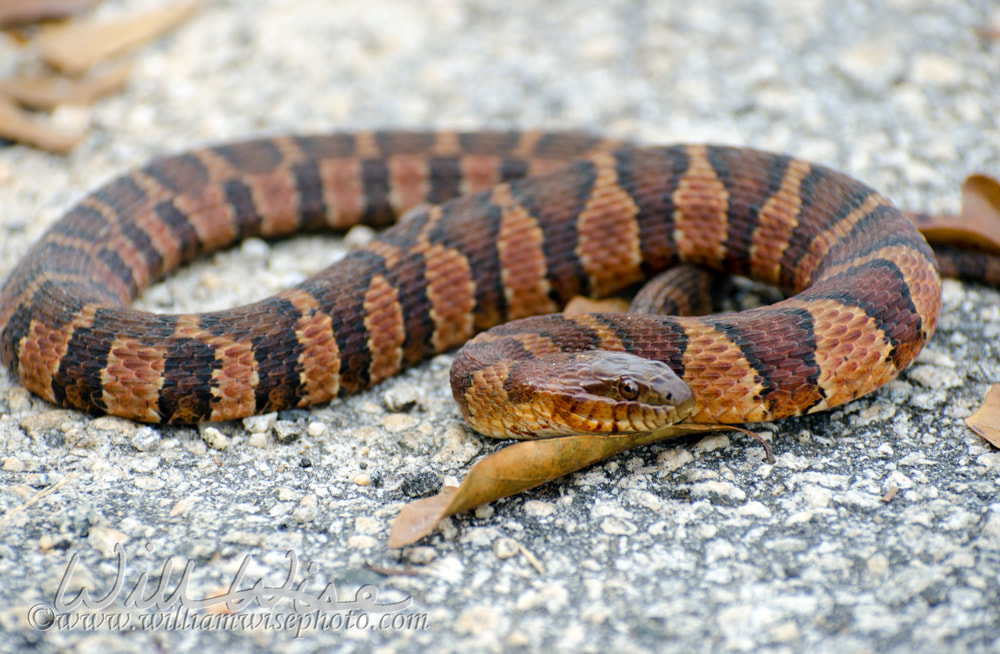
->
(1, 0, 999, 652)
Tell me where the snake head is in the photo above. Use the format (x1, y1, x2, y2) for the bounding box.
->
(561, 351, 695, 435)
(456, 350, 696, 439)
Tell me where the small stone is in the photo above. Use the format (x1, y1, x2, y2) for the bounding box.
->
(6, 388, 31, 413)
(183, 438, 207, 456)
(689, 480, 747, 504)
(345, 224, 376, 249)
(801, 485, 832, 508)
(347, 535, 378, 549)
(976, 452, 1000, 470)
(244, 412, 277, 434)
(906, 365, 963, 389)
(306, 421, 328, 438)
(685, 468, 720, 482)
(867, 553, 890, 577)
(240, 237, 270, 258)
(515, 584, 569, 612)
(69, 428, 101, 449)
(886, 470, 914, 490)
(273, 421, 301, 444)
(836, 42, 905, 92)
(221, 531, 266, 546)
(738, 501, 772, 519)
(90, 416, 135, 434)
(88, 526, 129, 558)
(832, 490, 882, 511)
(494, 537, 520, 559)
(768, 622, 800, 644)
(381, 413, 417, 433)
(704, 539, 737, 563)
(600, 517, 637, 535)
(291, 494, 318, 523)
(406, 546, 437, 564)
(909, 52, 963, 87)
(507, 632, 532, 648)
(354, 516, 379, 534)
(358, 401, 384, 415)
(200, 426, 229, 451)
(853, 402, 896, 426)
(130, 427, 160, 452)
(383, 385, 420, 412)
(169, 496, 198, 517)
(247, 432, 270, 448)
(785, 510, 823, 526)
(199, 272, 224, 290)
(277, 266, 307, 284)
(657, 448, 694, 472)
(522, 500, 556, 518)
(2, 457, 25, 472)
(432, 424, 481, 466)
(456, 604, 501, 635)
(974, 507, 1000, 551)
(400, 471, 440, 497)
(693, 434, 730, 455)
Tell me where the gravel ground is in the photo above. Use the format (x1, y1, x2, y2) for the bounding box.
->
(1, 1, 999, 652)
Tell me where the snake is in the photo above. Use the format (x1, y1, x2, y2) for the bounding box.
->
(0, 131, 948, 437)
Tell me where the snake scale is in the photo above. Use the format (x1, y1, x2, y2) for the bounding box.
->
(0, 131, 945, 436)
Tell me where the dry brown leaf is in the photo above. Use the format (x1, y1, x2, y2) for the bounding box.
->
(966, 384, 1000, 449)
(0, 61, 131, 110)
(38, 0, 201, 74)
(0, 0, 102, 27)
(0, 96, 86, 152)
(388, 487, 460, 548)
(389, 424, 726, 548)
(909, 174, 1000, 255)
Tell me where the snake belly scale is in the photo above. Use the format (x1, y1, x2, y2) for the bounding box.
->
(0, 132, 941, 433)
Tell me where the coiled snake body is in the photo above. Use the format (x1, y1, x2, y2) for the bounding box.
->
(0, 132, 943, 435)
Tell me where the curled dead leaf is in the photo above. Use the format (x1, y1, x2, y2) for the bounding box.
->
(389, 424, 734, 548)
(0, 62, 131, 110)
(38, 0, 201, 74)
(966, 384, 1000, 449)
(0, 96, 86, 152)
(908, 173, 1000, 255)
(0, 0, 102, 27)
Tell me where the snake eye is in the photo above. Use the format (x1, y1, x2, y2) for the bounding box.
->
(618, 378, 640, 400)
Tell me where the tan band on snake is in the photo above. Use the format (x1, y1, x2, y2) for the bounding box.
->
(0, 132, 943, 436)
